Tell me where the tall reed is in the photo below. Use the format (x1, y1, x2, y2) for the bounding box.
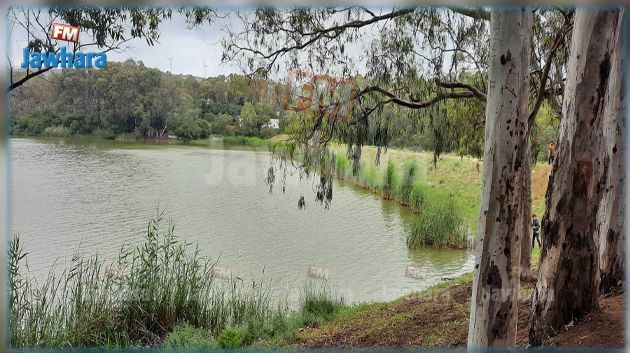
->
(9, 212, 279, 347)
(407, 198, 467, 249)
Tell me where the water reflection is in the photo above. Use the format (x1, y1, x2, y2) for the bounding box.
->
(11, 137, 473, 305)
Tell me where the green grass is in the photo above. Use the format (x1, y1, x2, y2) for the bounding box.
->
(326, 144, 551, 250)
(164, 282, 347, 347)
(329, 145, 470, 248)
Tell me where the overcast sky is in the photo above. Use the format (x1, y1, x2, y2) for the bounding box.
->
(107, 15, 242, 77)
(9, 9, 373, 79)
(9, 12, 244, 77)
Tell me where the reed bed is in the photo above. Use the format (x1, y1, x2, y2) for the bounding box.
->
(329, 145, 469, 249)
(10, 212, 344, 348)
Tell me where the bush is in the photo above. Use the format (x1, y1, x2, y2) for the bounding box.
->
(63, 115, 100, 135)
(217, 326, 248, 348)
(175, 122, 202, 141)
(407, 197, 467, 249)
(164, 323, 214, 347)
(12, 110, 62, 135)
(41, 126, 72, 137)
(197, 120, 212, 139)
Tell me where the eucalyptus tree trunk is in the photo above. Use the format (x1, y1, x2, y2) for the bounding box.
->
(529, 9, 623, 345)
(519, 144, 533, 281)
(597, 11, 624, 293)
(468, 9, 532, 347)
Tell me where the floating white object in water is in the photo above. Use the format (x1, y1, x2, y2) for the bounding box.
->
(307, 265, 330, 280)
(211, 264, 232, 280)
(405, 265, 426, 280)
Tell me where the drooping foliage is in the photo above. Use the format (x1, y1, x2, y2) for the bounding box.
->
(216, 7, 570, 205)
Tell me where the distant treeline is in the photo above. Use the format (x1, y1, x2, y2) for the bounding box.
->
(10, 59, 283, 140)
(10, 59, 558, 159)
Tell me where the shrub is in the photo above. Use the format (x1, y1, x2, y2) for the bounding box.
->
(197, 119, 212, 139)
(164, 323, 214, 347)
(217, 326, 248, 348)
(13, 110, 62, 135)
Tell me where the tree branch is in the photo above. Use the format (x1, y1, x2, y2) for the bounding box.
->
(357, 85, 477, 109)
(449, 7, 490, 21)
(9, 67, 53, 91)
(226, 8, 416, 74)
(527, 20, 572, 128)
(436, 80, 487, 101)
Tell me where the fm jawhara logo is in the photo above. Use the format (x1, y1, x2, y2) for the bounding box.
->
(20, 23, 107, 69)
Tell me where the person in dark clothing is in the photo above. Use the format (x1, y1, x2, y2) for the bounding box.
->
(547, 142, 556, 165)
(531, 214, 541, 248)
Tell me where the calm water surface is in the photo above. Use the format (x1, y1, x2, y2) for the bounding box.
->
(11, 137, 473, 305)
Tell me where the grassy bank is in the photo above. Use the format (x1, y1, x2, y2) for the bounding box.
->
(10, 235, 551, 349)
(328, 144, 551, 248)
(9, 213, 345, 348)
(295, 247, 623, 348)
(329, 146, 475, 249)
(296, 247, 594, 348)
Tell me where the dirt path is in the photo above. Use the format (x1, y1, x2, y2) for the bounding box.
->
(296, 280, 623, 348)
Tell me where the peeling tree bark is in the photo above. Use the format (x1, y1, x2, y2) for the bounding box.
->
(468, 9, 532, 348)
(529, 9, 623, 345)
(597, 11, 624, 294)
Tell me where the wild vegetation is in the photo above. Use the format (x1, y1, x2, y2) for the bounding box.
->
(7, 5, 624, 349)
(219, 6, 622, 347)
(328, 144, 550, 249)
(9, 212, 348, 348)
(329, 146, 469, 248)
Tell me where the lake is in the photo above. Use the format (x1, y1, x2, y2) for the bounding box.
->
(10, 137, 473, 306)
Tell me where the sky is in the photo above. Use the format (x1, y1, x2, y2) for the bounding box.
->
(9, 12, 243, 78)
(106, 15, 241, 78)
(8, 9, 373, 79)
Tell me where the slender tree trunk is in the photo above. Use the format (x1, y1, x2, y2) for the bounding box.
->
(597, 11, 624, 293)
(468, 9, 532, 347)
(520, 142, 533, 281)
(529, 9, 622, 345)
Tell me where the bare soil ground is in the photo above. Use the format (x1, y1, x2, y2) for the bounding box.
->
(296, 279, 623, 348)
